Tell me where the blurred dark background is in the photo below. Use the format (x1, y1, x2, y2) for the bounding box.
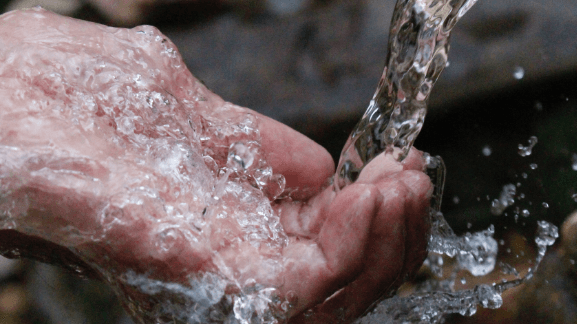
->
(0, 0, 576, 323)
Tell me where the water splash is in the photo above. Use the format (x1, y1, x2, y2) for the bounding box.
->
(356, 216, 558, 324)
(335, 0, 479, 189)
(353, 145, 559, 323)
(518, 136, 538, 157)
(490, 184, 517, 216)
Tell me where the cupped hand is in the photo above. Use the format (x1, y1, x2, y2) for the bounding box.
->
(0, 8, 432, 323)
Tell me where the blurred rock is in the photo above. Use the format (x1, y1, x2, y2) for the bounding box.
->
(0, 256, 20, 281)
(6, 0, 81, 15)
(561, 210, 577, 255)
(5, 0, 575, 133)
(158, 0, 577, 129)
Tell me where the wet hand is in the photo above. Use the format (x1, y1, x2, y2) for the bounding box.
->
(0, 8, 432, 323)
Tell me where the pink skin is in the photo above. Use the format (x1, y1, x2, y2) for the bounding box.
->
(0, 8, 433, 323)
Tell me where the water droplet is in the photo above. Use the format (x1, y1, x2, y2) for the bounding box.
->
(482, 145, 492, 156)
(529, 163, 538, 170)
(571, 153, 577, 171)
(534, 101, 543, 111)
(227, 142, 259, 171)
(499, 262, 519, 276)
(570, 259, 575, 265)
(513, 66, 524, 79)
(518, 136, 538, 157)
(535, 220, 558, 248)
(542, 202, 549, 208)
(467, 222, 472, 229)
(460, 277, 467, 284)
(521, 209, 530, 217)
(491, 184, 516, 216)
(572, 193, 577, 202)
(453, 196, 460, 204)
(156, 228, 184, 252)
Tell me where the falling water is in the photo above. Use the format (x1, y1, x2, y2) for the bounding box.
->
(327, 0, 560, 322)
(0, 4, 560, 324)
(335, 0, 478, 189)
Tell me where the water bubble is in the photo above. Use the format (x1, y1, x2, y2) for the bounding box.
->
(460, 277, 467, 284)
(227, 142, 259, 171)
(156, 228, 183, 252)
(482, 145, 492, 156)
(513, 66, 524, 80)
(571, 153, 577, 171)
(518, 136, 538, 157)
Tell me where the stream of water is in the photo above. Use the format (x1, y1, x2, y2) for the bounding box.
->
(0, 3, 561, 323)
(334, 0, 560, 322)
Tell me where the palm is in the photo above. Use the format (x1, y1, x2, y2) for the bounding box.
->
(0, 8, 432, 323)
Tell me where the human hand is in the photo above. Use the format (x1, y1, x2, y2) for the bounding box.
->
(0, 8, 432, 323)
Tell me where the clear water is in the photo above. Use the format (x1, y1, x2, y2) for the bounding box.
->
(0, 5, 561, 324)
(329, 0, 560, 322)
(335, 0, 479, 189)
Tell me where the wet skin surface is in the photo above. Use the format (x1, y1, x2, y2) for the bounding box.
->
(0, 8, 432, 323)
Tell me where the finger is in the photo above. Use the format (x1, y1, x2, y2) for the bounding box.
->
(278, 185, 335, 238)
(294, 179, 408, 323)
(253, 110, 335, 200)
(393, 170, 433, 281)
(277, 149, 426, 238)
(356, 147, 425, 185)
(293, 170, 432, 323)
(280, 184, 379, 316)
